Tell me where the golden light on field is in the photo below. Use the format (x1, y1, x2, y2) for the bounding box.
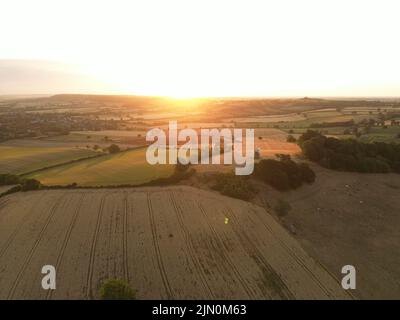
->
(1, 0, 400, 97)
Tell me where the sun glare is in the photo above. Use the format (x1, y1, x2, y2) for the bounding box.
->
(1, 0, 400, 97)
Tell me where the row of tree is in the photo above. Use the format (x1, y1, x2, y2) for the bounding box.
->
(298, 130, 400, 173)
(0, 174, 41, 191)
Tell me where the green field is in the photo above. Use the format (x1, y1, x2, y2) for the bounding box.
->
(28, 147, 174, 186)
(0, 146, 98, 175)
(358, 126, 400, 144)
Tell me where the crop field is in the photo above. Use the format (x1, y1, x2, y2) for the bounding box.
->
(0, 146, 98, 175)
(231, 113, 305, 123)
(0, 187, 351, 299)
(43, 130, 147, 147)
(255, 139, 301, 157)
(28, 147, 174, 186)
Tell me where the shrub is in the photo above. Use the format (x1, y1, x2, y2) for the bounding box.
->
(212, 173, 256, 200)
(253, 156, 315, 191)
(298, 163, 316, 183)
(286, 135, 297, 143)
(100, 279, 136, 300)
(108, 144, 121, 154)
(21, 179, 41, 191)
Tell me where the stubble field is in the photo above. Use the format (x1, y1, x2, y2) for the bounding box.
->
(0, 187, 350, 300)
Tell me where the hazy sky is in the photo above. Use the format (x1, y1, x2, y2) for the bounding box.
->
(1, 0, 399, 97)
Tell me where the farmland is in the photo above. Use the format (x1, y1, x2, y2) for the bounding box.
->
(0, 187, 350, 299)
(1, 94, 400, 300)
(27, 147, 174, 186)
(0, 145, 98, 175)
(252, 164, 400, 299)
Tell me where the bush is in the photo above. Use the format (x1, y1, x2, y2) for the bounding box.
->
(212, 173, 256, 200)
(100, 279, 136, 300)
(108, 144, 121, 154)
(298, 163, 316, 183)
(21, 179, 41, 191)
(286, 135, 297, 143)
(253, 156, 315, 191)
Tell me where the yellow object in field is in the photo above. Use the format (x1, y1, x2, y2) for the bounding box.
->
(224, 217, 229, 224)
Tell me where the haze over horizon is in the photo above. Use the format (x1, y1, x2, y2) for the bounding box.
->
(1, 0, 400, 98)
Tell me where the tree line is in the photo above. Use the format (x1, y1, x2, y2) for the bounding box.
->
(298, 130, 400, 173)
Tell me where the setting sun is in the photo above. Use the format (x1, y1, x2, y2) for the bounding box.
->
(1, 0, 400, 97)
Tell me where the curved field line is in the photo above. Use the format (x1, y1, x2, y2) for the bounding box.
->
(0, 194, 46, 262)
(47, 193, 85, 300)
(123, 193, 130, 283)
(195, 199, 256, 299)
(0, 197, 14, 220)
(85, 193, 107, 300)
(246, 204, 337, 298)
(169, 193, 215, 299)
(7, 194, 66, 300)
(0, 198, 11, 214)
(225, 206, 295, 300)
(147, 192, 173, 299)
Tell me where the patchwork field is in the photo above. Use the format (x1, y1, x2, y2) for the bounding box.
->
(0, 187, 351, 299)
(0, 146, 98, 175)
(28, 147, 174, 186)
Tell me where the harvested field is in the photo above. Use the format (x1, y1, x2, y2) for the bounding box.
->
(254, 165, 400, 299)
(0, 187, 350, 300)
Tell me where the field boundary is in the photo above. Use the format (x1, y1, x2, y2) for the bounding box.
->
(19, 145, 147, 177)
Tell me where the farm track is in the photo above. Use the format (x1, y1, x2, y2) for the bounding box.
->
(194, 199, 256, 299)
(47, 194, 85, 300)
(168, 193, 215, 299)
(85, 194, 107, 299)
(123, 193, 129, 283)
(7, 194, 66, 299)
(0, 194, 45, 261)
(147, 192, 173, 299)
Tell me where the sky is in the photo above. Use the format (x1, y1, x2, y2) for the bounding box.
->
(0, 0, 400, 97)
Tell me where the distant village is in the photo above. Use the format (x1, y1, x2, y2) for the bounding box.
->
(0, 110, 121, 142)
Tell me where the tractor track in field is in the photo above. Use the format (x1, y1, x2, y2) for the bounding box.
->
(123, 193, 130, 283)
(7, 194, 66, 299)
(147, 192, 173, 299)
(85, 194, 107, 299)
(225, 206, 295, 299)
(47, 193, 85, 300)
(195, 199, 257, 299)
(0, 198, 11, 214)
(246, 204, 335, 298)
(169, 193, 215, 299)
(0, 194, 46, 262)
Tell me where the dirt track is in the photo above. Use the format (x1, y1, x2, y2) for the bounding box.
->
(0, 186, 350, 299)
